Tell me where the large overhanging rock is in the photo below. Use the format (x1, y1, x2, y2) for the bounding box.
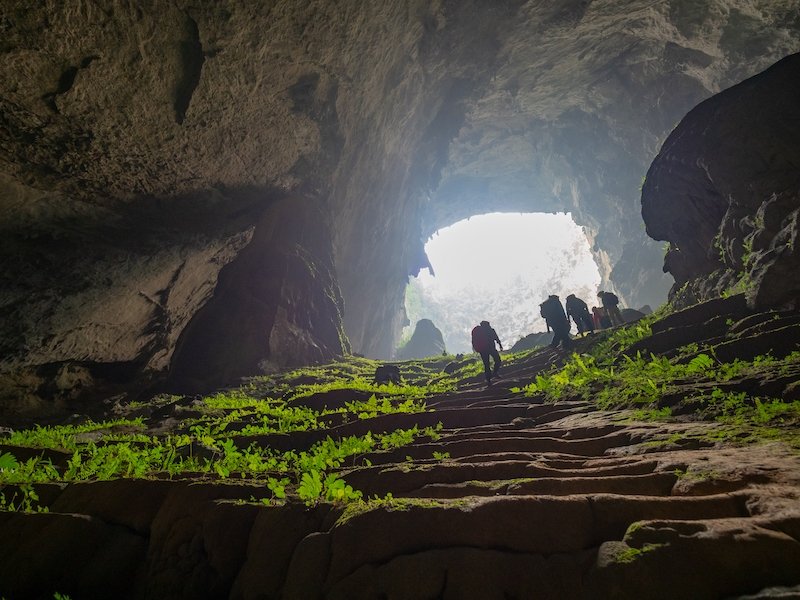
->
(641, 52, 800, 310)
(1, 1, 799, 411)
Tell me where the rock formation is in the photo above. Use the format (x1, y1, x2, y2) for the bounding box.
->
(642, 52, 800, 310)
(2, 1, 800, 403)
(395, 318, 446, 360)
(510, 331, 552, 352)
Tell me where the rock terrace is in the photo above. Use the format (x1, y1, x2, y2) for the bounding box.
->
(1, 297, 799, 599)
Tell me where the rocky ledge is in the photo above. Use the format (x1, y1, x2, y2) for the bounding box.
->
(642, 52, 800, 311)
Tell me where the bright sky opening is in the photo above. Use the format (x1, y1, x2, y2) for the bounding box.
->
(404, 212, 602, 354)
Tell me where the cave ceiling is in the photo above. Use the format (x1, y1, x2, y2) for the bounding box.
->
(1, 0, 799, 398)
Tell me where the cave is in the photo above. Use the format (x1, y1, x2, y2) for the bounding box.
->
(4, 0, 797, 403)
(2, 2, 800, 598)
(403, 211, 602, 355)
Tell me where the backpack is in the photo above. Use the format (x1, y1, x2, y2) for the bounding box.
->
(540, 297, 557, 320)
(604, 292, 619, 306)
(471, 325, 489, 353)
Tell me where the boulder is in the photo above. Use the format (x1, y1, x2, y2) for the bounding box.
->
(373, 364, 402, 385)
(510, 332, 552, 352)
(395, 319, 446, 360)
(642, 53, 800, 310)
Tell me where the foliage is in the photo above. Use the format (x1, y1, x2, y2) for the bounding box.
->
(0, 414, 442, 509)
(0, 350, 460, 510)
(345, 394, 427, 419)
(336, 493, 466, 524)
(508, 310, 800, 447)
(612, 543, 665, 564)
(3, 418, 146, 452)
(0, 452, 19, 472)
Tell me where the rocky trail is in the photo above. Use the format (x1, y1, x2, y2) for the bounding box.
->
(327, 385, 800, 599)
(2, 297, 800, 599)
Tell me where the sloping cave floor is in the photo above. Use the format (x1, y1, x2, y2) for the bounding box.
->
(1, 295, 800, 599)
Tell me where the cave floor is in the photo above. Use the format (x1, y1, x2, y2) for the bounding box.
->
(2, 297, 800, 599)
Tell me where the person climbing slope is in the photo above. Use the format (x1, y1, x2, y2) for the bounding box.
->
(597, 290, 624, 326)
(592, 305, 609, 330)
(565, 293, 594, 336)
(540, 294, 572, 350)
(471, 320, 503, 385)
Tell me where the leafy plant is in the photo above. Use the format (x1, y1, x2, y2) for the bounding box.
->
(0, 452, 18, 472)
(612, 543, 665, 564)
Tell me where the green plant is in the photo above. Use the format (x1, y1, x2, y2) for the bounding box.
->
(612, 543, 665, 564)
(345, 394, 427, 419)
(0, 484, 48, 513)
(713, 233, 725, 263)
(627, 407, 672, 421)
(686, 353, 714, 374)
(2, 418, 145, 452)
(0, 452, 18, 472)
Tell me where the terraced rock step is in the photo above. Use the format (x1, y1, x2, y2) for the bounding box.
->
(407, 472, 681, 498)
(2, 311, 800, 599)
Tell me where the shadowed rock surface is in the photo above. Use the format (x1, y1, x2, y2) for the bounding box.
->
(642, 53, 800, 310)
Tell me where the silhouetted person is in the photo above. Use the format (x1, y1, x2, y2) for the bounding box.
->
(565, 294, 594, 336)
(597, 290, 623, 326)
(540, 295, 572, 349)
(471, 320, 502, 384)
(592, 306, 610, 330)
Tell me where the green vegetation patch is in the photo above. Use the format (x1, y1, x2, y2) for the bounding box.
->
(612, 543, 665, 564)
(510, 311, 800, 447)
(336, 493, 473, 525)
(0, 352, 460, 511)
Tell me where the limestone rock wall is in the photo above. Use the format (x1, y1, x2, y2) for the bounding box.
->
(423, 0, 800, 317)
(167, 197, 349, 393)
(641, 53, 800, 310)
(395, 319, 447, 360)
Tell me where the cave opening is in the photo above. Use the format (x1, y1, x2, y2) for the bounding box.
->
(402, 212, 602, 355)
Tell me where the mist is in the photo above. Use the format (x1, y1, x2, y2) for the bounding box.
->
(403, 212, 601, 353)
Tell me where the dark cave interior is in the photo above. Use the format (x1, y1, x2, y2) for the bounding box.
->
(1, 3, 800, 597)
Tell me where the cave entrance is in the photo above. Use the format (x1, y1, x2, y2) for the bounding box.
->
(402, 212, 601, 354)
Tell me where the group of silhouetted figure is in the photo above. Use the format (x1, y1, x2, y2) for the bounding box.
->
(540, 290, 622, 348)
(471, 290, 623, 385)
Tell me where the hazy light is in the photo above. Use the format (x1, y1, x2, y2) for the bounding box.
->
(404, 212, 601, 354)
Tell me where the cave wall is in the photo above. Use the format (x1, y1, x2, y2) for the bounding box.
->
(1, 0, 800, 407)
(0, 174, 259, 414)
(420, 0, 800, 319)
(330, 0, 800, 357)
(641, 52, 800, 310)
(168, 196, 349, 393)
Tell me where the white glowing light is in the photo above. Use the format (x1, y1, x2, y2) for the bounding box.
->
(404, 212, 602, 354)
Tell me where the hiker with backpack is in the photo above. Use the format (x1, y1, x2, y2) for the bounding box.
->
(540, 294, 572, 350)
(565, 294, 594, 336)
(597, 290, 623, 326)
(471, 320, 503, 385)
